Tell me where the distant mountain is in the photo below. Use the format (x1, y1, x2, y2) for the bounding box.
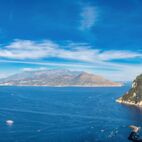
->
(116, 74, 142, 106)
(0, 69, 122, 87)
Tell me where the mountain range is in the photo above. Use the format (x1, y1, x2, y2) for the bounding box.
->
(0, 69, 122, 87)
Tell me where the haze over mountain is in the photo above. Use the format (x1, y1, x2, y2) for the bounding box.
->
(0, 69, 122, 87)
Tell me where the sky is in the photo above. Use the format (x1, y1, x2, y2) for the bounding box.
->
(0, 0, 142, 81)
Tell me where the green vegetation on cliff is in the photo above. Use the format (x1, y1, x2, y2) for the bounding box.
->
(117, 74, 142, 105)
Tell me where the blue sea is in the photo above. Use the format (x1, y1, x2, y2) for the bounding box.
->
(0, 85, 142, 142)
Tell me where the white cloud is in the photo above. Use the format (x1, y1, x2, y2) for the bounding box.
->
(0, 39, 142, 81)
(1, 58, 142, 81)
(98, 50, 142, 60)
(22, 67, 48, 72)
(0, 39, 58, 59)
(0, 39, 141, 62)
(79, 5, 97, 30)
(0, 73, 8, 79)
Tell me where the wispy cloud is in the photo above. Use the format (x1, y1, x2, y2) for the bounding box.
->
(0, 39, 141, 62)
(22, 67, 48, 72)
(0, 39, 142, 81)
(1, 58, 142, 81)
(79, 5, 97, 30)
(0, 73, 8, 79)
(98, 50, 142, 61)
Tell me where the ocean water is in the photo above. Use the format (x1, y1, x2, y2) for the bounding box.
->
(0, 86, 142, 142)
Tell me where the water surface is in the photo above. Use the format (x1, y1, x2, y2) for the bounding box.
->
(0, 86, 141, 142)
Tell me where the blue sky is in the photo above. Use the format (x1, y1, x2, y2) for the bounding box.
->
(0, 0, 142, 81)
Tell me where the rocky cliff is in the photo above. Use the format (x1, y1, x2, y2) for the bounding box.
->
(116, 74, 142, 106)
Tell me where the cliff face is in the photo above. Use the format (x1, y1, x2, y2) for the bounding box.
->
(116, 74, 142, 106)
(0, 69, 122, 87)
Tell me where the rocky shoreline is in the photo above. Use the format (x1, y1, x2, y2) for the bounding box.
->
(116, 74, 142, 106)
(116, 97, 142, 106)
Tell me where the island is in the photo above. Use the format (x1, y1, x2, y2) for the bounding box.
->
(116, 74, 142, 106)
(0, 69, 122, 87)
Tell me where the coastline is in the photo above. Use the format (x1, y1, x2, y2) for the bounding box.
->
(0, 84, 123, 87)
(116, 97, 142, 107)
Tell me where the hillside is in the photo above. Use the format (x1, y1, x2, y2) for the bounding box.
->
(0, 69, 122, 87)
(116, 74, 142, 106)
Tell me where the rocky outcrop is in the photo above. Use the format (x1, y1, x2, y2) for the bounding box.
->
(116, 74, 142, 106)
(0, 69, 122, 87)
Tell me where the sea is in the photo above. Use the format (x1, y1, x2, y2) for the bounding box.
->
(0, 85, 142, 142)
